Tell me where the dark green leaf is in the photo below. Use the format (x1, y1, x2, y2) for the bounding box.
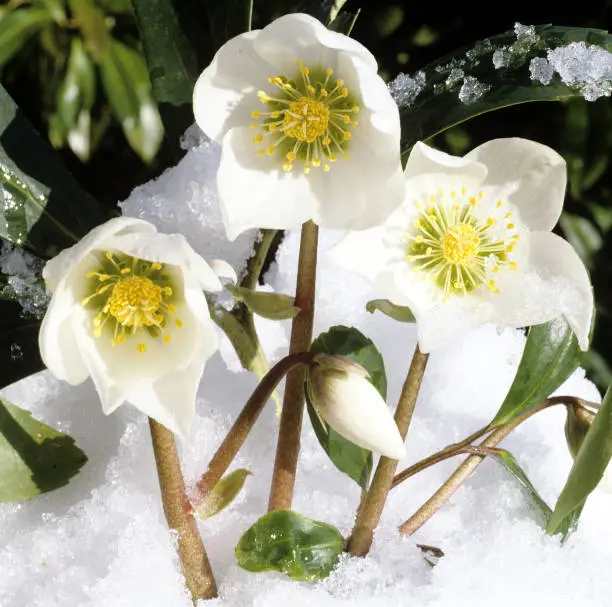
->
(204, 0, 253, 54)
(0, 8, 53, 69)
(195, 468, 252, 519)
(0, 83, 110, 256)
(99, 39, 163, 162)
(487, 448, 552, 524)
(227, 285, 300, 320)
(0, 397, 87, 501)
(131, 0, 199, 108)
(38, 0, 67, 23)
(398, 25, 612, 157)
(492, 317, 582, 426)
(235, 510, 343, 582)
(366, 298, 416, 323)
(305, 326, 387, 488)
(548, 386, 612, 535)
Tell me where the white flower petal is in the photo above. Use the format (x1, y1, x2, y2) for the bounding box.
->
(404, 141, 488, 186)
(217, 127, 316, 239)
(309, 369, 406, 459)
(491, 231, 593, 350)
(193, 31, 272, 142)
(43, 217, 154, 293)
(253, 13, 377, 74)
(466, 138, 566, 231)
(208, 259, 238, 283)
(125, 329, 218, 441)
(38, 277, 89, 384)
(103, 232, 224, 293)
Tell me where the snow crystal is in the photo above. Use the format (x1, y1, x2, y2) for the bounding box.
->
(458, 76, 490, 104)
(0, 241, 48, 318)
(120, 136, 258, 279)
(1, 130, 611, 606)
(445, 68, 464, 89)
(546, 42, 612, 101)
(492, 22, 539, 70)
(529, 57, 554, 85)
(388, 71, 425, 107)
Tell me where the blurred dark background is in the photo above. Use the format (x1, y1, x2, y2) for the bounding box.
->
(2, 0, 612, 388)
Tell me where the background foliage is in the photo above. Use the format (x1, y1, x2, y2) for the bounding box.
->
(1, 0, 612, 389)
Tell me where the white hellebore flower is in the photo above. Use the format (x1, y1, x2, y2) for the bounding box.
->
(307, 354, 406, 459)
(193, 12, 404, 240)
(39, 217, 236, 440)
(331, 138, 593, 352)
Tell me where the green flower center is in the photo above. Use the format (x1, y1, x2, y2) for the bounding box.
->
(251, 60, 360, 173)
(81, 252, 182, 353)
(405, 188, 520, 301)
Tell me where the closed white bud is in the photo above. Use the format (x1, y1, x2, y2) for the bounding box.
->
(306, 354, 406, 459)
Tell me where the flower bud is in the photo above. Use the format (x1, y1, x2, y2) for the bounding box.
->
(306, 354, 407, 459)
(564, 404, 596, 459)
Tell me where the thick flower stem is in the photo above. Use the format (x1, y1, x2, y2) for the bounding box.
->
(195, 352, 314, 495)
(398, 396, 585, 536)
(149, 419, 217, 602)
(347, 346, 429, 556)
(268, 221, 319, 511)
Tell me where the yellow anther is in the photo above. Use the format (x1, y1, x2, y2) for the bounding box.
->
(167, 304, 176, 314)
(257, 149, 266, 156)
(496, 200, 503, 207)
(341, 88, 348, 97)
(283, 162, 293, 172)
(312, 158, 321, 167)
(487, 217, 497, 226)
(266, 145, 275, 156)
(163, 287, 172, 296)
(98, 274, 110, 282)
(469, 196, 477, 206)
(303, 165, 311, 174)
(451, 190, 456, 198)
(163, 334, 172, 344)
(93, 327, 102, 338)
(507, 223, 515, 230)
(488, 280, 499, 293)
(115, 334, 126, 345)
(307, 85, 316, 95)
(120, 268, 131, 274)
(105, 252, 114, 260)
(253, 134, 264, 143)
(151, 263, 162, 271)
(286, 151, 297, 161)
(251, 110, 261, 118)
(510, 261, 519, 270)
(326, 67, 333, 77)
(137, 343, 147, 353)
(492, 265, 500, 273)
(323, 164, 330, 172)
(271, 111, 280, 118)
(175, 318, 183, 328)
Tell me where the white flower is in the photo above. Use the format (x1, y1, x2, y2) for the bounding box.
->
(307, 355, 406, 459)
(39, 217, 236, 440)
(330, 138, 593, 353)
(193, 13, 404, 240)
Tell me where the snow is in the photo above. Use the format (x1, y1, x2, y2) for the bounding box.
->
(388, 71, 425, 107)
(1, 136, 611, 606)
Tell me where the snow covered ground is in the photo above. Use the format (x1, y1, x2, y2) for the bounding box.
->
(0, 136, 610, 606)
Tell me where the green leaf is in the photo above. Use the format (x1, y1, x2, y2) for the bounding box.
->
(227, 285, 300, 321)
(57, 38, 96, 161)
(366, 299, 416, 323)
(487, 448, 552, 524)
(305, 326, 387, 488)
(0, 397, 87, 501)
(0, 83, 110, 256)
(204, 0, 253, 54)
(492, 317, 582, 426)
(131, 0, 199, 108)
(99, 39, 163, 162)
(195, 468, 252, 519)
(0, 8, 53, 69)
(37, 0, 67, 23)
(235, 510, 344, 582)
(398, 25, 612, 157)
(67, 0, 108, 60)
(548, 386, 612, 535)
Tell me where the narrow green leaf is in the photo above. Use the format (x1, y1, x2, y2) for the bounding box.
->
(37, 0, 67, 23)
(196, 468, 252, 519)
(305, 326, 387, 489)
(0, 8, 53, 69)
(488, 448, 552, 523)
(548, 387, 612, 535)
(366, 299, 416, 323)
(227, 285, 300, 321)
(398, 25, 612, 156)
(67, 0, 108, 60)
(492, 317, 582, 426)
(0, 397, 87, 501)
(235, 510, 344, 582)
(57, 38, 96, 161)
(0, 83, 110, 256)
(99, 39, 163, 162)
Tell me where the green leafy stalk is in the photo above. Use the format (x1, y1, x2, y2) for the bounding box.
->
(347, 346, 429, 556)
(268, 221, 318, 511)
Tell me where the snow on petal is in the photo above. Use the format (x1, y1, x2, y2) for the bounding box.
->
(193, 13, 403, 239)
(38, 217, 227, 437)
